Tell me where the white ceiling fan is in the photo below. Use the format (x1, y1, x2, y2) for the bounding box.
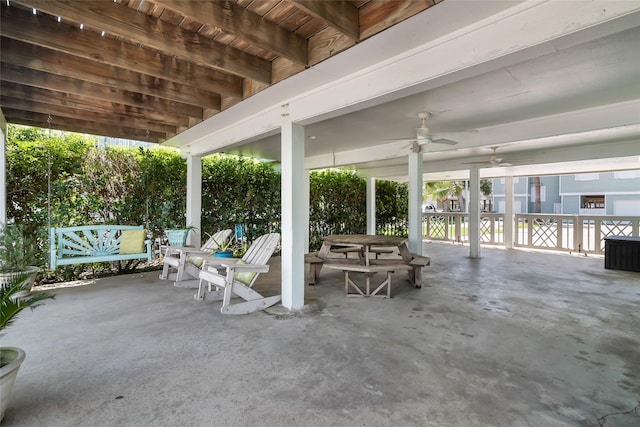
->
(383, 112, 476, 146)
(465, 146, 513, 167)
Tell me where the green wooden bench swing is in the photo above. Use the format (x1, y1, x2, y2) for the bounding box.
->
(49, 225, 152, 269)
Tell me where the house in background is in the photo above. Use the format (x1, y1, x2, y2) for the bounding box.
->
(492, 176, 559, 214)
(491, 171, 640, 215)
(561, 171, 640, 216)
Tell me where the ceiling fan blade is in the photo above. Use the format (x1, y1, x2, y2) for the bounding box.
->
(379, 136, 417, 142)
(431, 138, 458, 145)
(434, 129, 479, 137)
(462, 161, 490, 165)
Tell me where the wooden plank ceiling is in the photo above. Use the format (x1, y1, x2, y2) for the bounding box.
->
(1, 0, 438, 143)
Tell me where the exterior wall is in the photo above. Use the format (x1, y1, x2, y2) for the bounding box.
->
(528, 176, 561, 213)
(559, 171, 640, 215)
(493, 173, 640, 215)
(493, 177, 529, 213)
(492, 177, 527, 213)
(561, 171, 640, 193)
(607, 195, 640, 216)
(561, 195, 581, 215)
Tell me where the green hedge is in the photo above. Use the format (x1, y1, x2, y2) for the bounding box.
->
(5, 125, 407, 281)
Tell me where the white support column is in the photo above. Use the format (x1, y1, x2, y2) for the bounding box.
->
(303, 169, 310, 253)
(366, 177, 376, 235)
(407, 145, 423, 255)
(464, 180, 469, 213)
(281, 120, 305, 310)
(186, 155, 202, 247)
(504, 176, 514, 249)
(0, 111, 6, 226)
(469, 166, 481, 258)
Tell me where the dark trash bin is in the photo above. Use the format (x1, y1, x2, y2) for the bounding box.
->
(604, 236, 640, 272)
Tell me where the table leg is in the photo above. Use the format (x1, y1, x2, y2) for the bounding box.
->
(318, 241, 332, 259)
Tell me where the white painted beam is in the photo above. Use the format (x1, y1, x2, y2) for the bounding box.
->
(366, 177, 376, 235)
(281, 120, 305, 310)
(408, 148, 423, 254)
(504, 176, 514, 249)
(469, 166, 481, 258)
(305, 141, 411, 170)
(309, 117, 640, 174)
(186, 155, 202, 247)
(359, 138, 640, 180)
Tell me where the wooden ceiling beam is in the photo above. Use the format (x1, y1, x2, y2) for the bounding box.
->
(0, 63, 205, 120)
(1, 96, 178, 135)
(289, 1, 359, 42)
(308, 26, 356, 65)
(3, 109, 167, 142)
(14, 0, 272, 84)
(0, 1, 430, 143)
(1, 38, 222, 111)
(152, 0, 308, 65)
(0, 82, 190, 127)
(0, 5, 243, 99)
(359, 0, 433, 40)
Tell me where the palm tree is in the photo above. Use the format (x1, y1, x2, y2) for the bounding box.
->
(425, 181, 452, 211)
(449, 181, 466, 211)
(480, 179, 493, 212)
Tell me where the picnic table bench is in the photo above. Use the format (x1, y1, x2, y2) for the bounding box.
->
(50, 225, 152, 269)
(325, 263, 412, 298)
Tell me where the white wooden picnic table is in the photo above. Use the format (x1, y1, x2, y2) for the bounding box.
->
(306, 234, 430, 291)
(318, 234, 408, 266)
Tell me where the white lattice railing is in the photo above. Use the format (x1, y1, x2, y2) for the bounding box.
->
(514, 214, 639, 254)
(423, 213, 640, 255)
(422, 213, 504, 246)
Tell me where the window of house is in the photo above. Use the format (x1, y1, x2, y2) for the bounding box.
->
(581, 195, 605, 209)
(575, 173, 599, 181)
(614, 170, 640, 179)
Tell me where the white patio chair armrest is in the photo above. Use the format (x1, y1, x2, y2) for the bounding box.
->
(201, 257, 241, 270)
(222, 263, 270, 273)
(178, 249, 215, 257)
(204, 257, 241, 264)
(163, 246, 181, 256)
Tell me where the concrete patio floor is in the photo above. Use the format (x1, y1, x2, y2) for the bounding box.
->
(2, 242, 639, 427)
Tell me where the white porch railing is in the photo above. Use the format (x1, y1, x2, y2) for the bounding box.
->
(422, 213, 504, 246)
(423, 213, 640, 255)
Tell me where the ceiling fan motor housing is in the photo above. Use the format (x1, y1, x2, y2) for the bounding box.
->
(416, 126, 431, 143)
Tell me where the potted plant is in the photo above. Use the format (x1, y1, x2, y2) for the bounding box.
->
(0, 224, 43, 298)
(164, 225, 197, 247)
(159, 203, 198, 247)
(212, 238, 236, 258)
(0, 273, 55, 421)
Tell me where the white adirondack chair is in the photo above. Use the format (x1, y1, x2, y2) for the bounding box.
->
(196, 232, 280, 315)
(160, 229, 233, 287)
